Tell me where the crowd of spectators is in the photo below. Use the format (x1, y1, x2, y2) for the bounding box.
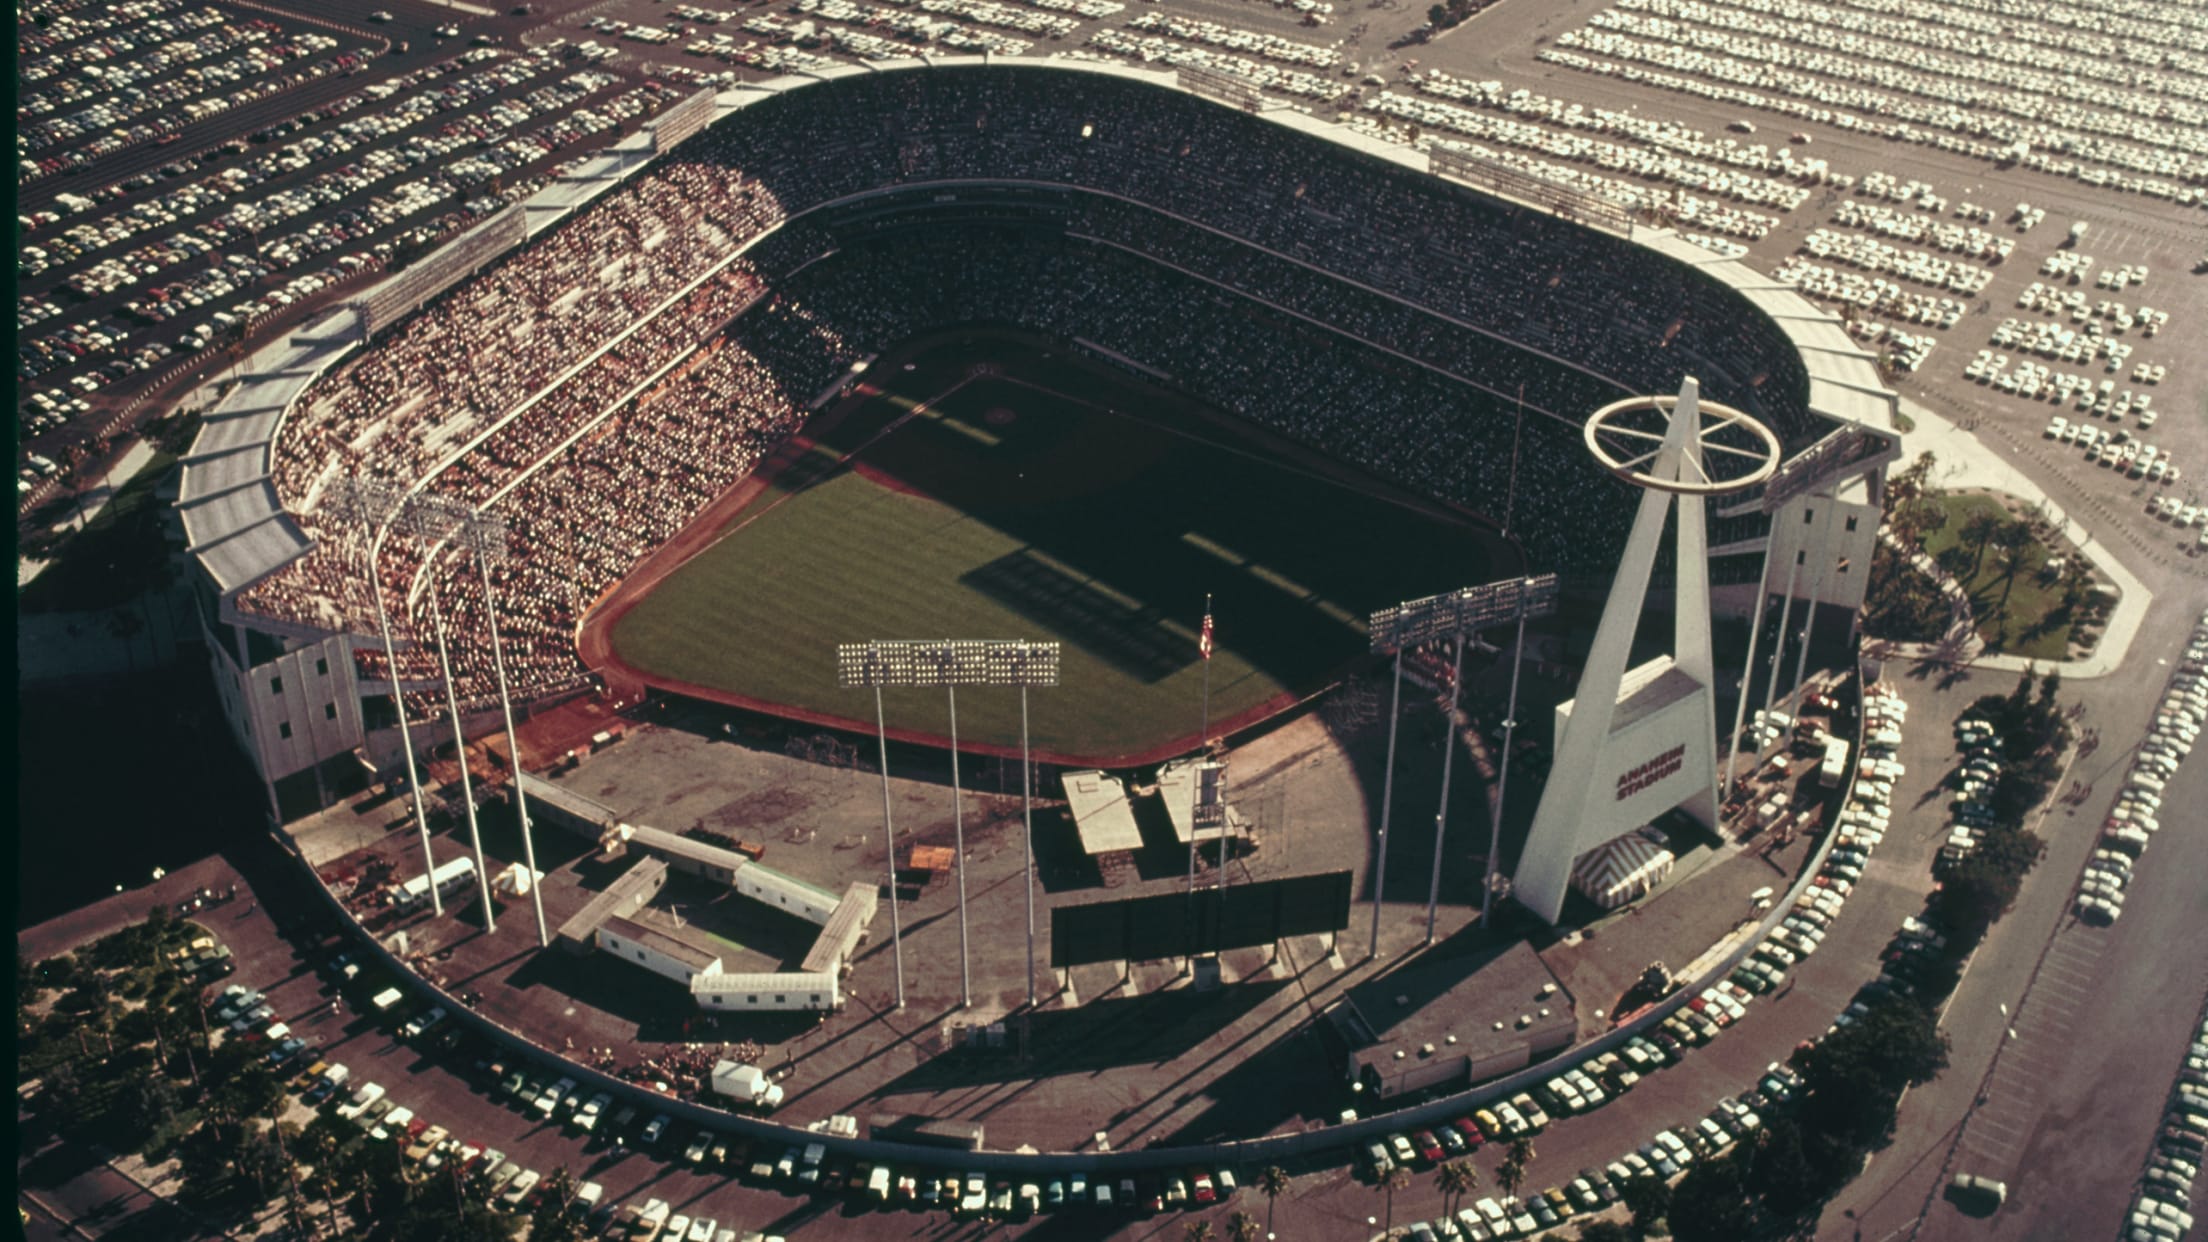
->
(242, 65, 1821, 710)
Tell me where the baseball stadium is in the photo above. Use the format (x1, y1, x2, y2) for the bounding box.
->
(175, 59, 1898, 1169)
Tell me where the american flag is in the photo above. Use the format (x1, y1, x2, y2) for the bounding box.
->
(1199, 600, 1214, 661)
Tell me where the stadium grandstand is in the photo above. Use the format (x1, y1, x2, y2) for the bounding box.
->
(175, 60, 1896, 818)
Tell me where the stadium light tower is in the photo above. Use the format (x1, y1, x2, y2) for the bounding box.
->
(439, 501, 551, 949)
(840, 640, 1059, 1010)
(329, 476, 443, 917)
(397, 504, 498, 935)
(1368, 574, 1560, 946)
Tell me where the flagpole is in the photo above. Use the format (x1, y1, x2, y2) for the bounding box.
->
(1200, 593, 1213, 754)
(1188, 594, 1213, 974)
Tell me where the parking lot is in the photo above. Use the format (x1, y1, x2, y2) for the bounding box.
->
(15, 0, 682, 520)
(17, 0, 2208, 1236)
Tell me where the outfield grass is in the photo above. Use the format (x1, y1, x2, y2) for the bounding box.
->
(608, 338, 1506, 762)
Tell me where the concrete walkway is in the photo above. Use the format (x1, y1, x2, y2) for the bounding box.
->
(1888, 397, 2152, 679)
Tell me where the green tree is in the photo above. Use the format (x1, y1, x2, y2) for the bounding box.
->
(1229, 1207, 1262, 1242)
(1932, 832, 2040, 939)
(2000, 669, 2034, 727)
(1888, 450, 1938, 505)
(1668, 1154, 1756, 1242)
(1804, 994, 1950, 1088)
(1436, 1158, 1480, 1220)
(119, 1071, 182, 1143)
(40, 1059, 85, 1124)
(232, 1124, 288, 1203)
(58, 973, 119, 1059)
(176, 1124, 236, 1204)
(528, 1167, 586, 1242)
(1257, 1164, 1291, 1238)
(1185, 1218, 1217, 1242)
(1744, 1114, 1827, 1217)
(203, 1040, 283, 1139)
(1620, 1174, 1671, 1237)
(1988, 524, 2037, 624)
(1793, 996, 1949, 1149)
(301, 1119, 351, 1231)
(1943, 835, 2022, 932)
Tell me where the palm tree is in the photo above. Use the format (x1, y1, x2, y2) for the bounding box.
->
(1436, 1158, 1480, 1221)
(303, 1127, 346, 1234)
(1257, 1165, 1291, 1238)
(1962, 509, 2005, 576)
(1497, 1138, 1535, 1205)
(1228, 1208, 1261, 1242)
(1990, 534, 2034, 628)
(1185, 1219, 1217, 1242)
(1379, 1165, 1412, 1236)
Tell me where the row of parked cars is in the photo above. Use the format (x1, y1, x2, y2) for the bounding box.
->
(1544, 3, 2205, 199)
(2122, 1005, 2208, 1241)
(1389, 686, 1931, 1239)
(278, 954, 630, 1230)
(1359, 675, 1907, 1237)
(19, 9, 369, 181)
(1377, 1063, 1809, 1242)
(1940, 711, 2006, 875)
(14, 41, 677, 472)
(2074, 609, 2204, 924)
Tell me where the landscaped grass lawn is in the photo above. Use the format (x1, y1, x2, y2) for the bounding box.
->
(1919, 492, 2072, 661)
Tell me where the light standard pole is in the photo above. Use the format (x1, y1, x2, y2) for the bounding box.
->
(423, 575, 496, 932)
(442, 501, 549, 948)
(1426, 630, 1465, 945)
(947, 680, 968, 1009)
(862, 683, 905, 1008)
(1721, 540, 1780, 807)
(331, 477, 442, 916)
(839, 640, 1059, 1013)
(1483, 574, 1554, 923)
(1368, 576, 1560, 944)
(1369, 650, 1402, 958)
(1020, 681, 1036, 1008)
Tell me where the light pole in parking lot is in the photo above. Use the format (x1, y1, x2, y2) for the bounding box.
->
(840, 640, 1059, 1011)
(330, 476, 444, 917)
(1367, 575, 1559, 945)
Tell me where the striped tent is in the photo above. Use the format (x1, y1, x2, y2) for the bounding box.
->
(1570, 832, 1676, 911)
